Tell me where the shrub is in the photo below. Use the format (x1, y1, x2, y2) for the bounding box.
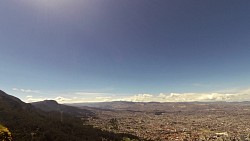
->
(0, 124, 12, 141)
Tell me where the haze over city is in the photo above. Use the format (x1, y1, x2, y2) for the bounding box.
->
(1, 0, 250, 103)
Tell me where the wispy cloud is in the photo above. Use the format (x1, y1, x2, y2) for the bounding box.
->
(26, 95, 46, 103)
(12, 88, 42, 94)
(54, 96, 72, 102)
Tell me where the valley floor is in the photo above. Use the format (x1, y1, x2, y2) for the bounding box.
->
(82, 102, 250, 141)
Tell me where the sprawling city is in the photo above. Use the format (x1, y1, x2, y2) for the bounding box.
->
(80, 102, 250, 141)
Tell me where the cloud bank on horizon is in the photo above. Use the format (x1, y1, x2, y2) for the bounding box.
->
(13, 88, 250, 103)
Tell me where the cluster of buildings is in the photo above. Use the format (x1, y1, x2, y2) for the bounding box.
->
(84, 102, 250, 141)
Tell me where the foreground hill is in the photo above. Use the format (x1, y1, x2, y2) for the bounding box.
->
(0, 90, 141, 141)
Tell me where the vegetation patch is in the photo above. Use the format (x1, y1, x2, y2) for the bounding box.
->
(0, 124, 12, 141)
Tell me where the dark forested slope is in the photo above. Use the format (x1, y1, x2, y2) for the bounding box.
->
(0, 90, 140, 141)
(31, 100, 94, 117)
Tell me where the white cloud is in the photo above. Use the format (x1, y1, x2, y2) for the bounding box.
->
(12, 88, 19, 91)
(115, 94, 153, 102)
(25, 96, 73, 103)
(123, 89, 250, 102)
(115, 91, 250, 102)
(12, 88, 41, 94)
(155, 93, 236, 102)
(26, 97, 46, 103)
(23, 88, 250, 103)
(54, 97, 72, 102)
(96, 96, 112, 100)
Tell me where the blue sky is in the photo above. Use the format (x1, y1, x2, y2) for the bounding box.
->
(1, 0, 250, 102)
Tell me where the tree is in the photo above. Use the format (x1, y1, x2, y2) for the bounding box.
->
(0, 124, 12, 141)
(109, 118, 119, 130)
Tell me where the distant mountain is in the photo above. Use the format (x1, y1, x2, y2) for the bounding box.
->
(71, 101, 146, 111)
(70, 101, 136, 109)
(0, 90, 141, 141)
(32, 100, 95, 117)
